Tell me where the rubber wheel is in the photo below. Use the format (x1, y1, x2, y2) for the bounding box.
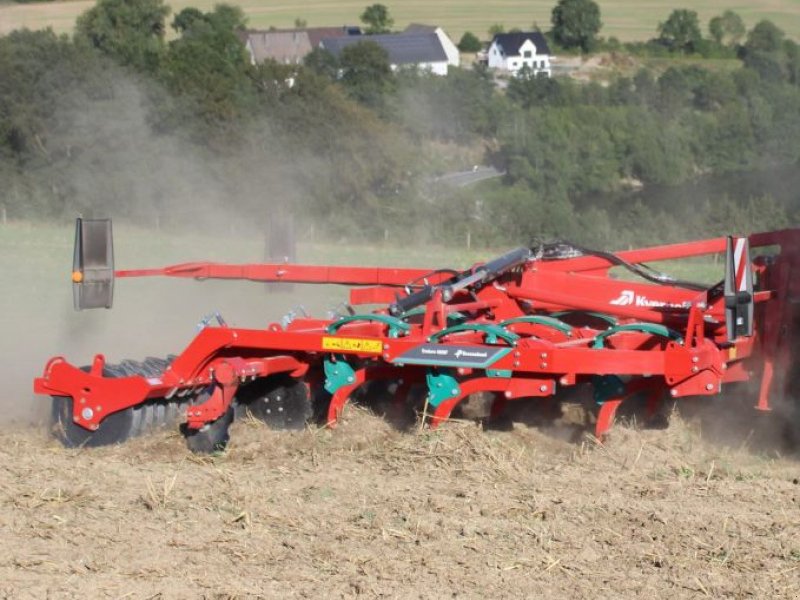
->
(182, 406, 234, 454)
(235, 375, 312, 430)
(50, 395, 136, 448)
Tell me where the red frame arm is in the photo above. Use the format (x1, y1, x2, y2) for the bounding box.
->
(116, 262, 453, 287)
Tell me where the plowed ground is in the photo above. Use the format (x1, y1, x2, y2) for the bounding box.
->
(2, 404, 799, 599)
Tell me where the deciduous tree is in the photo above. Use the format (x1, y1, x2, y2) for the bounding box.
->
(75, 0, 169, 71)
(304, 47, 339, 80)
(551, 0, 602, 53)
(159, 4, 252, 125)
(360, 4, 393, 34)
(745, 20, 785, 54)
(657, 9, 702, 54)
(339, 40, 394, 109)
(708, 10, 745, 47)
(742, 20, 787, 82)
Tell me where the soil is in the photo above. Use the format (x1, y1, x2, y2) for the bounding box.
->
(1, 404, 799, 599)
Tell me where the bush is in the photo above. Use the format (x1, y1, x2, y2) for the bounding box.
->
(458, 32, 482, 53)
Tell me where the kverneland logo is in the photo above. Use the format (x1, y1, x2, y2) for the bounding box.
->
(610, 290, 635, 306)
(610, 290, 690, 309)
(454, 349, 489, 359)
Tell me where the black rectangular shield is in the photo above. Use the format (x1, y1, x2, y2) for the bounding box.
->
(73, 218, 114, 310)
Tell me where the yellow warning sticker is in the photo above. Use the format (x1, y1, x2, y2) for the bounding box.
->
(322, 337, 383, 354)
(728, 346, 737, 360)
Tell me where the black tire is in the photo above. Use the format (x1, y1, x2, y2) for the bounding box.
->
(235, 375, 312, 430)
(182, 406, 234, 454)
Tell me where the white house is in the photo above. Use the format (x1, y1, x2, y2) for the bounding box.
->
(321, 32, 454, 76)
(487, 32, 551, 77)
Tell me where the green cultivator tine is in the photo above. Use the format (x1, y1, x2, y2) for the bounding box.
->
(429, 323, 519, 346)
(592, 323, 683, 349)
(499, 315, 574, 337)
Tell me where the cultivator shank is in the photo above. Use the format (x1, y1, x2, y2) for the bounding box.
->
(35, 219, 800, 452)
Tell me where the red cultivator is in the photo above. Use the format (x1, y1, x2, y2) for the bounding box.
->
(35, 219, 800, 452)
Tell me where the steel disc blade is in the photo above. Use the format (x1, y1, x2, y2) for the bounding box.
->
(50, 395, 135, 448)
(236, 375, 312, 430)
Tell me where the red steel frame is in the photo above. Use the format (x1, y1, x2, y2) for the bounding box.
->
(34, 229, 800, 440)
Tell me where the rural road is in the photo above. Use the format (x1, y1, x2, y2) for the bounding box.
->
(435, 166, 504, 188)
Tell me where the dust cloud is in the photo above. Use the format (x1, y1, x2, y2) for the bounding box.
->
(0, 68, 339, 426)
(50, 72, 309, 234)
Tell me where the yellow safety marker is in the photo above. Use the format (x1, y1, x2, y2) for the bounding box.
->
(322, 337, 383, 354)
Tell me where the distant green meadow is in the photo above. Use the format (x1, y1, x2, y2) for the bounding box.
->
(1, 0, 799, 41)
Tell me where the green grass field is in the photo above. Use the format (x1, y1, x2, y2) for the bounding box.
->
(1, 0, 799, 41)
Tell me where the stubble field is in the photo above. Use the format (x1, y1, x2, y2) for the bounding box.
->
(0, 221, 799, 598)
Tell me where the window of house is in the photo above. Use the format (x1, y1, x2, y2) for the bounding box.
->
(523, 50, 532, 58)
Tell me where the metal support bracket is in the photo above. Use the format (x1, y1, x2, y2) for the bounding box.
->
(425, 370, 461, 408)
(324, 358, 357, 394)
(592, 375, 626, 405)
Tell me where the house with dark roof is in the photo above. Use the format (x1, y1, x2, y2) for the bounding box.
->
(487, 32, 551, 76)
(240, 26, 360, 65)
(404, 24, 460, 67)
(320, 31, 457, 76)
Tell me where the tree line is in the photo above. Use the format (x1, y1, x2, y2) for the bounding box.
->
(0, 0, 798, 250)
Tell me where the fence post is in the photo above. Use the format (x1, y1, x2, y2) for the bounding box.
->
(1, 205, 6, 225)
(466, 230, 472, 250)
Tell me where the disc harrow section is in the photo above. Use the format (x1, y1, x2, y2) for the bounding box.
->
(50, 356, 188, 448)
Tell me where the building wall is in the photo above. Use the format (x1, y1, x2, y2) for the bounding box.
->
(435, 28, 460, 68)
(487, 42, 504, 70)
(516, 39, 551, 75)
(392, 61, 449, 76)
(245, 40, 256, 65)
